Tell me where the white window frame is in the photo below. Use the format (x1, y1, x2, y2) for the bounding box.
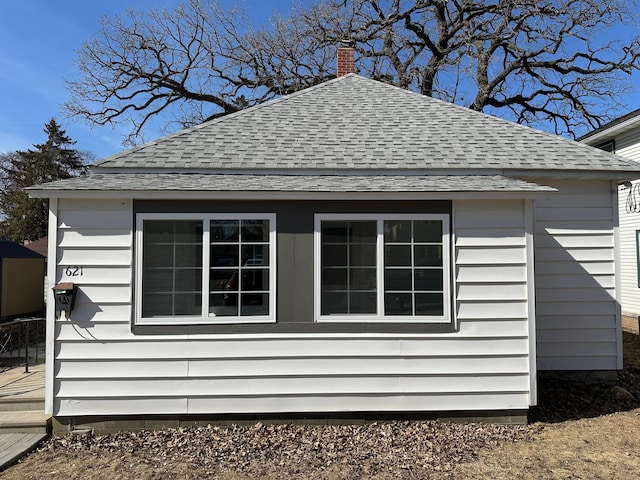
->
(314, 213, 451, 323)
(135, 212, 276, 325)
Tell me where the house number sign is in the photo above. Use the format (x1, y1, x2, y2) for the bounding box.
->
(64, 266, 84, 277)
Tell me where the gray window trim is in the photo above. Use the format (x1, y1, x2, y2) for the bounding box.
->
(132, 199, 455, 335)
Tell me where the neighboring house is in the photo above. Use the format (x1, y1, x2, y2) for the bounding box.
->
(28, 52, 640, 432)
(580, 111, 640, 332)
(24, 237, 49, 258)
(0, 240, 45, 320)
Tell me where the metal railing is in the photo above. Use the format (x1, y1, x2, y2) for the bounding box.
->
(0, 317, 45, 373)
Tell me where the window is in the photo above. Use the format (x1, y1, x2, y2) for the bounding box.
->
(315, 214, 450, 323)
(595, 139, 615, 153)
(636, 230, 640, 288)
(135, 213, 276, 324)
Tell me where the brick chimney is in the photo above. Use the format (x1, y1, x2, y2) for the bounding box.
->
(337, 46, 355, 77)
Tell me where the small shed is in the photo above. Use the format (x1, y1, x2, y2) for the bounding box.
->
(0, 240, 45, 320)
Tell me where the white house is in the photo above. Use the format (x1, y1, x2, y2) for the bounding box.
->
(580, 111, 640, 332)
(29, 60, 640, 432)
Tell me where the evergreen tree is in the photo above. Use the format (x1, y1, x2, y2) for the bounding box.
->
(0, 119, 90, 242)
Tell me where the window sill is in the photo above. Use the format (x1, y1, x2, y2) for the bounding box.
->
(135, 315, 276, 326)
(131, 321, 456, 335)
(316, 315, 450, 323)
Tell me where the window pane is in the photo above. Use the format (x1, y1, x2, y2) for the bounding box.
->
(210, 293, 238, 316)
(414, 245, 443, 267)
(241, 269, 269, 291)
(350, 221, 377, 242)
(349, 292, 377, 314)
(322, 268, 347, 290)
(143, 244, 174, 267)
(350, 268, 376, 290)
(175, 268, 202, 291)
(142, 220, 202, 317)
(385, 269, 412, 291)
(385, 245, 411, 266)
(174, 293, 201, 315)
(175, 222, 203, 242)
(322, 244, 347, 266)
(144, 220, 202, 243)
(414, 220, 442, 243)
(415, 293, 444, 316)
(321, 291, 348, 315)
(414, 269, 443, 291)
(211, 245, 239, 267)
(242, 245, 268, 266)
(143, 294, 173, 317)
(385, 293, 412, 315)
(211, 220, 239, 242)
(144, 224, 174, 243)
(142, 269, 173, 292)
(175, 245, 202, 267)
(241, 294, 269, 316)
(384, 220, 411, 243)
(241, 220, 269, 242)
(350, 244, 376, 266)
(210, 269, 238, 291)
(322, 222, 348, 243)
(320, 220, 378, 316)
(142, 244, 174, 268)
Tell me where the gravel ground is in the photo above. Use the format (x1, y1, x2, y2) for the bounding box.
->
(37, 421, 537, 478)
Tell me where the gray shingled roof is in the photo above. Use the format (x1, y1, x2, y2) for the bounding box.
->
(28, 173, 555, 194)
(94, 74, 640, 174)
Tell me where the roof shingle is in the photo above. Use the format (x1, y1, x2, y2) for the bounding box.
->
(93, 74, 640, 174)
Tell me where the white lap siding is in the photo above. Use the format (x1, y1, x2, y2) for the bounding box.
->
(534, 179, 621, 371)
(618, 191, 640, 317)
(611, 131, 640, 318)
(581, 129, 640, 319)
(51, 198, 532, 417)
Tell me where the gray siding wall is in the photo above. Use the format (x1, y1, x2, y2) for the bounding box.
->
(534, 179, 620, 370)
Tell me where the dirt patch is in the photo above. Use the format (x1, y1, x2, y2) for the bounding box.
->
(2, 333, 640, 480)
(623, 315, 640, 335)
(434, 409, 640, 480)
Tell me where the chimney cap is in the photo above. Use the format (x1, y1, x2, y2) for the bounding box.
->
(340, 38, 355, 48)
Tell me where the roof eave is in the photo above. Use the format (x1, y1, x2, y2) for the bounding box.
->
(27, 189, 556, 201)
(579, 111, 640, 144)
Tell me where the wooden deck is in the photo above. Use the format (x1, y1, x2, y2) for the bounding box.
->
(0, 363, 49, 469)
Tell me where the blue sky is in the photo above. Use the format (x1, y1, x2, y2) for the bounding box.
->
(0, 0, 304, 160)
(1, 1, 639, 161)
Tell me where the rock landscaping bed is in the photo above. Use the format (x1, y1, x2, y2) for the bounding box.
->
(37, 420, 536, 478)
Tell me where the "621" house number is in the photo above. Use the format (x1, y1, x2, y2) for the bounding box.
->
(65, 266, 84, 277)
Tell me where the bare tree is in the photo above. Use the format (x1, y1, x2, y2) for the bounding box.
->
(65, 0, 640, 145)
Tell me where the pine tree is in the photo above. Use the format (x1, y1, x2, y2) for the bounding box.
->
(0, 119, 90, 242)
